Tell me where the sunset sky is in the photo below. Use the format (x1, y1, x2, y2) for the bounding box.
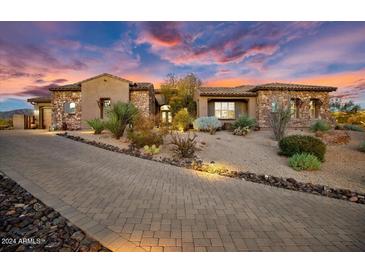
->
(0, 21, 365, 111)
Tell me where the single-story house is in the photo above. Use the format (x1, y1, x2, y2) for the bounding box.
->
(28, 73, 155, 130)
(196, 83, 337, 128)
(27, 72, 337, 130)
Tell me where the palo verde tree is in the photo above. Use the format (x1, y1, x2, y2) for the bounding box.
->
(160, 73, 202, 117)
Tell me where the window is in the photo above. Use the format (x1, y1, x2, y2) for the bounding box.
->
(215, 102, 235, 119)
(64, 102, 76, 114)
(100, 98, 111, 119)
(271, 101, 278, 112)
(310, 99, 321, 119)
(290, 98, 300, 118)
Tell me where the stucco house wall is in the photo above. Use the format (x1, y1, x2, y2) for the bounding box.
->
(81, 75, 130, 127)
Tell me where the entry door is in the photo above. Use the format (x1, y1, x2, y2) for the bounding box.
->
(42, 108, 52, 129)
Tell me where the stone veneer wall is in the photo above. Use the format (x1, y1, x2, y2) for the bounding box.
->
(52, 91, 82, 130)
(130, 89, 154, 117)
(256, 90, 331, 128)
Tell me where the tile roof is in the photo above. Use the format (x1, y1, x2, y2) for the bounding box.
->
(129, 82, 154, 91)
(49, 83, 81, 91)
(49, 73, 132, 91)
(252, 82, 337, 92)
(27, 96, 52, 103)
(198, 86, 256, 96)
(79, 73, 132, 84)
(198, 82, 337, 96)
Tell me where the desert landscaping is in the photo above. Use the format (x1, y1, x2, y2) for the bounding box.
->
(64, 125, 365, 193)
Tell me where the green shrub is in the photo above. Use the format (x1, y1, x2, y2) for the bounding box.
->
(310, 120, 331, 132)
(86, 118, 105, 134)
(169, 132, 197, 158)
(193, 116, 221, 134)
(172, 108, 192, 132)
(127, 130, 163, 148)
(232, 126, 250, 136)
(233, 115, 256, 129)
(104, 102, 139, 139)
(0, 118, 12, 129)
(359, 141, 365, 153)
(143, 144, 161, 155)
(279, 135, 326, 161)
(288, 153, 321, 171)
(343, 124, 364, 132)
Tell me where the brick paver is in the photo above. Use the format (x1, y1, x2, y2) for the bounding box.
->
(0, 130, 364, 251)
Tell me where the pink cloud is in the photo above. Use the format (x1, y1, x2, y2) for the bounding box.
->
(136, 22, 320, 66)
(49, 39, 82, 50)
(137, 22, 183, 47)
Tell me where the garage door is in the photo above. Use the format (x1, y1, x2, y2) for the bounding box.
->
(42, 108, 52, 129)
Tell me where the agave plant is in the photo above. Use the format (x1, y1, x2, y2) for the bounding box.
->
(104, 102, 139, 139)
(86, 118, 104, 134)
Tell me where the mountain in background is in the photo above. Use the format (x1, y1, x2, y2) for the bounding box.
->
(0, 109, 33, 119)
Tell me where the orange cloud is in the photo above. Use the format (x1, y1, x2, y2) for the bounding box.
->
(205, 77, 255, 87)
(297, 69, 365, 88)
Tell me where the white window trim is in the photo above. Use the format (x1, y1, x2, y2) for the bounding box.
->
(214, 102, 235, 119)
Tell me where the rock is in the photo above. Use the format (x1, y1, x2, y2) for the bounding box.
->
(81, 238, 92, 246)
(52, 217, 66, 226)
(44, 241, 62, 251)
(16, 245, 26, 252)
(14, 203, 25, 208)
(47, 211, 59, 219)
(59, 247, 72, 252)
(5, 209, 16, 216)
(71, 231, 85, 242)
(349, 196, 358, 202)
(286, 178, 297, 184)
(33, 203, 44, 212)
(89, 241, 102, 252)
(79, 245, 90, 252)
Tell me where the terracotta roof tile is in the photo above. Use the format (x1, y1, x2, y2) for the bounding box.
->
(49, 73, 133, 92)
(27, 96, 52, 103)
(129, 82, 154, 91)
(49, 83, 81, 91)
(252, 82, 337, 92)
(198, 86, 256, 96)
(198, 82, 337, 96)
(79, 73, 132, 84)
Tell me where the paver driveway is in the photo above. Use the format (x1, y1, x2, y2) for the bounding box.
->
(1, 130, 364, 251)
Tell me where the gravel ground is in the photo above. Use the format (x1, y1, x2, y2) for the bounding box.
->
(195, 129, 365, 193)
(66, 129, 365, 192)
(0, 172, 109, 252)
